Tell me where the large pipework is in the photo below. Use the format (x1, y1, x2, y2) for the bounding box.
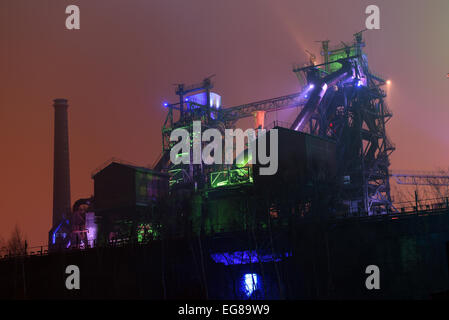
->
(52, 98, 71, 227)
(291, 60, 353, 132)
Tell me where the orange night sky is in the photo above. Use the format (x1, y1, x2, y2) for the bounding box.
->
(1, 0, 448, 247)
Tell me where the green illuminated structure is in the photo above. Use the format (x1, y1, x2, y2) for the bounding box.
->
(136, 223, 158, 243)
(210, 167, 253, 188)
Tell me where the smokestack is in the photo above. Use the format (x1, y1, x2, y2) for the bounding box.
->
(52, 98, 71, 227)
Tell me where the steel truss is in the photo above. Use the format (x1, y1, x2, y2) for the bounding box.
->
(292, 32, 395, 214)
(158, 32, 395, 215)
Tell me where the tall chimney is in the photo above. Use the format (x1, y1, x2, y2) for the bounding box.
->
(52, 98, 71, 227)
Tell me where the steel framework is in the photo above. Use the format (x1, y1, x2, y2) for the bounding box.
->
(288, 32, 395, 214)
(157, 32, 395, 215)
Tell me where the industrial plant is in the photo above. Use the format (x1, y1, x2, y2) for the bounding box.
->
(2, 32, 449, 300)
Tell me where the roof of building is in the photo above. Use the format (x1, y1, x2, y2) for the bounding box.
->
(91, 158, 168, 178)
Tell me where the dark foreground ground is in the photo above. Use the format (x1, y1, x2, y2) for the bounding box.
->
(2, 209, 449, 299)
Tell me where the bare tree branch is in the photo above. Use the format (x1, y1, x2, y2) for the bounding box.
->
(6, 225, 27, 256)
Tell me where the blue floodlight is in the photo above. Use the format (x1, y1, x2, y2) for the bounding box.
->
(242, 273, 259, 297)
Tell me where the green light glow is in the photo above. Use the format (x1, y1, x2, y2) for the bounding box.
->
(210, 167, 253, 188)
(176, 152, 188, 158)
(137, 223, 156, 243)
(328, 48, 356, 73)
(168, 168, 184, 187)
(236, 152, 252, 168)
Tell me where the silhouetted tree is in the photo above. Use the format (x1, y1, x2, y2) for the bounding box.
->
(7, 225, 27, 256)
(0, 236, 6, 256)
